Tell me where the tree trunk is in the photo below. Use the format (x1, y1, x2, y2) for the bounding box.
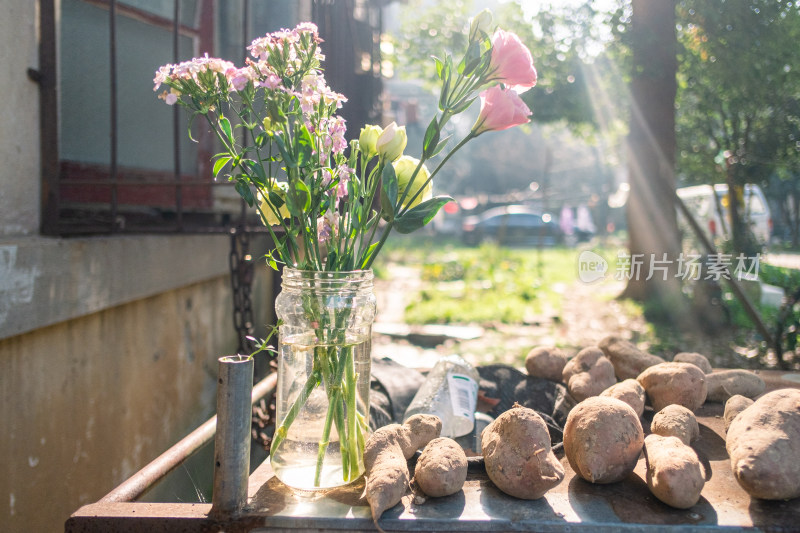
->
(621, 0, 681, 303)
(793, 190, 800, 248)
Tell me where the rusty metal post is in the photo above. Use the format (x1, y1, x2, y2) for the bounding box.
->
(211, 355, 254, 516)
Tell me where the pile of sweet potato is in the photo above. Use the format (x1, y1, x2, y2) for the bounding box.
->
(361, 336, 798, 528)
(526, 335, 799, 508)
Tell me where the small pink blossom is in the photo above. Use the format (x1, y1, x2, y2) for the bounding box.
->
(321, 168, 333, 187)
(329, 116, 348, 154)
(226, 67, 253, 91)
(259, 73, 282, 89)
(317, 210, 339, 244)
(472, 85, 531, 135)
(337, 165, 353, 199)
(488, 29, 537, 92)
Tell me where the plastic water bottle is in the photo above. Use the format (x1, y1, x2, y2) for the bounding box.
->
(403, 354, 480, 438)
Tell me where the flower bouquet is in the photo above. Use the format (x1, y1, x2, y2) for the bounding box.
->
(154, 9, 536, 490)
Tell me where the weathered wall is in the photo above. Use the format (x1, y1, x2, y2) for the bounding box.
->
(0, 2, 277, 531)
(0, 248, 273, 532)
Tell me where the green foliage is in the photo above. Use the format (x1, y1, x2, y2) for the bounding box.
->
(397, 243, 583, 324)
(675, 1, 800, 187)
(156, 18, 523, 272)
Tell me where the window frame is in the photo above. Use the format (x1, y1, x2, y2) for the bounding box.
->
(39, 0, 246, 236)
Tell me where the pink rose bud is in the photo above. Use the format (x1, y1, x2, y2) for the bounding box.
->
(472, 85, 531, 135)
(489, 29, 537, 92)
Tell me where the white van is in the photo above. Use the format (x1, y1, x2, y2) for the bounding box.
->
(676, 183, 772, 246)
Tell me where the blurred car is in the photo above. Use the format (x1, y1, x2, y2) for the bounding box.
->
(461, 205, 562, 246)
(677, 183, 772, 246)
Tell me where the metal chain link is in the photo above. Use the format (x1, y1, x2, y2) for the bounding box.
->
(229, 227, 256, 355)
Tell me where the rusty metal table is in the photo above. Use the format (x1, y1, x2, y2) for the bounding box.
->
(244, 370, 800, 533)
(66, 371, 800, 532)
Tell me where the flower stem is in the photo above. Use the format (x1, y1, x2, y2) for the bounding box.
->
(269, 368, 321, 458)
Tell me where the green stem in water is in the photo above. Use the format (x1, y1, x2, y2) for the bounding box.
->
(270, 368, 321, 457)
(313, 345, 351, 486)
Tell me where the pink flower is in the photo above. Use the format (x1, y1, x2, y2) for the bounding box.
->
(329, 116, 348, 154)
(472, 86, 531, 135)
(337, 165, 353, 199)
(488, 29, 537, 92)
(225, 67, 253, 92)
(258, 73, 281, 89)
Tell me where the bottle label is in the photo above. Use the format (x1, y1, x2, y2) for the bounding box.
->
(447, 372, 478, 422)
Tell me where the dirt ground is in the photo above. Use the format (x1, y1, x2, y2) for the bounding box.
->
(371, 262, 777, 370)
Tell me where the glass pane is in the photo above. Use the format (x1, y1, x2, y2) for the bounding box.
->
(60, 0, 197, 172)
(60, 0, 111, 166)
(116, 10, 197, 171)
(120, 0, 199, 28)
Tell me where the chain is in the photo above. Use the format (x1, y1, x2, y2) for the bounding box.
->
(229, 227, 256, 355)
(230, 227, 280, 449)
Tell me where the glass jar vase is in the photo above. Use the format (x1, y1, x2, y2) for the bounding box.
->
(270, 268, 376, 491)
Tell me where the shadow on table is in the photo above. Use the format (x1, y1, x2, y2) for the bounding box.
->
(475, 475, 568, 525)
(567, 473, 719, 527)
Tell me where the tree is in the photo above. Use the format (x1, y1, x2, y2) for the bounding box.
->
(618, 0, 681, 302)
(675, 0, 800, 252)
(387, 0, 627, 207)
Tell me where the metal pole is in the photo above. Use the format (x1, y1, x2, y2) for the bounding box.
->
(100, 372, 276, 504)
(211, 355, 255, 516)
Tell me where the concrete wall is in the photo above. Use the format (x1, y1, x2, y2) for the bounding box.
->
(0, 1, 275, 531)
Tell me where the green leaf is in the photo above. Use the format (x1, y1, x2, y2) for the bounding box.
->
(294, 180, 312, 212)
(265, 251, 278, 270)
(379, 163, 398, 221)
(359, 241, 380, 269)
(296, 124, 314, 167)
(268, 190, 284, 208)
(433, 56, 444, 79)
(212, 156, 232, 177)
(234, 179, 255, 207)
(394, 196, 453, 234)
(422, 118, 440, 159)
(273, 134, 296, 167)
(439, 56, 453, 111)
(267, 99, 286, 123)
(431, 135, 452, 158)
(243, 160, 268, 186)
(450, 96, 477, 115)
(463, 41, 483, 76)
(219, 116, 233, 143)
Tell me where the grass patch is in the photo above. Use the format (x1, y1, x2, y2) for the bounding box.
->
(375, 236, 610, 325)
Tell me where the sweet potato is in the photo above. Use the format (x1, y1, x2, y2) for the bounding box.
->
(525, 346, 567, 382)
(562, 347, 617, 402)
(600, 378, 646, 418)
(364, 414, 442, 526)
(726, 389, 800, 500)
(650, 404, 699, 445)
(598, 335, 665, 380)
(643, 434, 705, 509)
(723, 394, 753, 433)
(414, 437, 468, 497)
(481, 404, 565, 499)
(705, 369, 765, 403)
(563, 396, 644, 484)
(673, 352, 713, 374)
(637, 362, 707, 412)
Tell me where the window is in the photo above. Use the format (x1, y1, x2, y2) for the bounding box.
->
(38, 0, 383, 235)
